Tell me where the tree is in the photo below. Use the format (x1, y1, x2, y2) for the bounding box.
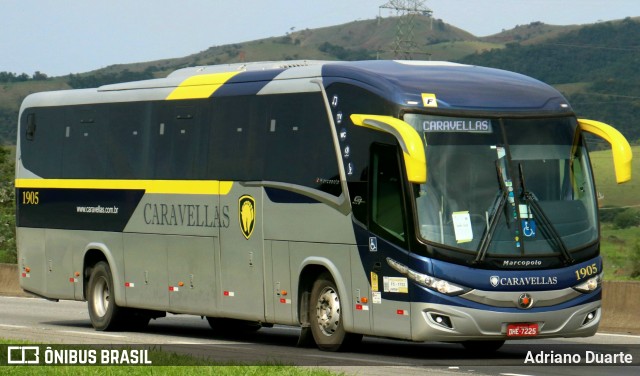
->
(0, 147, 16, 263)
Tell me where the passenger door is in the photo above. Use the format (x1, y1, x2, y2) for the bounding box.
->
(368, 144, 412, 339)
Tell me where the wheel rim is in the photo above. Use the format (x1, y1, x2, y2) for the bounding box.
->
(92, 276, 110, 318)
(315, 286, 341, 336)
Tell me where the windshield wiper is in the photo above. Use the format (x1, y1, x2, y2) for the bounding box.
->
(518, 164, 575, 265)
(474, 160, 509, 264)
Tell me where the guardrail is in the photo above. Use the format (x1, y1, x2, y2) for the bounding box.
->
(0, 263, 638, 334)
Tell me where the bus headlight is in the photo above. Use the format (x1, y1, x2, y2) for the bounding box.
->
(387, 257, 469, 296)
(573, 273, 602, 293)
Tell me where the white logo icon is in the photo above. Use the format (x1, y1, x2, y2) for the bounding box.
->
(490, 276, 500, 287)
(7, 346, 40, 364)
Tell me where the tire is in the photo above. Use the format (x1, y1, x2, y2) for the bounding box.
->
(87, 261, 125, 331)
(309, 273, 362, 351)
(461, 340, 505, 353)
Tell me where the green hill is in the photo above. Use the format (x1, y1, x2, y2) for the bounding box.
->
(2, 16, 639, 146)
(461, 17, 640, 143)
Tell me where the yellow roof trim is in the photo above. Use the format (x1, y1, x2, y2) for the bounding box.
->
(165, 72, 240, 100)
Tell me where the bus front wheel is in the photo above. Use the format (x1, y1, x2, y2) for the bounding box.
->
(88, 261, 125, 331)
(309, 273, 362, 351)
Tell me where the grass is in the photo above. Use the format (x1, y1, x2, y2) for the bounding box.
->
(590, 145, 640, 280)
(428, 41, 505, 61)
(600, 224, 640, 281)
(0, 339, 341, 376)
(590, 145, 640, 208)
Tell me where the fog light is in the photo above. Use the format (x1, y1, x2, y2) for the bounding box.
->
(582, 309, 598, 326)
(430, 313, 453, 329)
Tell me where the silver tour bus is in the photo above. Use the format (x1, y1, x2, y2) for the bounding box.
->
(16, 60, 632, 351)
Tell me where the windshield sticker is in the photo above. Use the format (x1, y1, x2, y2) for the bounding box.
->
(371, 272, 379, 292)
(491, 145, 506, 159)
(519, 204, 532, 218)
(383, 276, 408, 293)
(421, 93, 437, 107)
(522, 219, 537, 238)
(422, 118, 492, 133)
(372, 291, 382, 304)
(452, 211, 473, 243)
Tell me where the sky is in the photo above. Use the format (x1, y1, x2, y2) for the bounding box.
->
(2, 0, 639, 77)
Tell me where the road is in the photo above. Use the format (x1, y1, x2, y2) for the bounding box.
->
(1, 296, 639, 375)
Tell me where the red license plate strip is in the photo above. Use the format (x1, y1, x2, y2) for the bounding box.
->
(507, 323, 538, 337)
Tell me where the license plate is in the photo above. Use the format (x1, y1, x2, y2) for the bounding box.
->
(507, 323, 538, 337)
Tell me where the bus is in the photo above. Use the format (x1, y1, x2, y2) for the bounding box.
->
(16, 60, 632, 352)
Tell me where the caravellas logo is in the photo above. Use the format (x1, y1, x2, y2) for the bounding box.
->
(489, 275, 558, 287)
(238, 195, 255, 240)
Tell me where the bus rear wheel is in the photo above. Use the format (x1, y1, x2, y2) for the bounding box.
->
(88, 261, 125, 331)
(309, 273, 362, 351)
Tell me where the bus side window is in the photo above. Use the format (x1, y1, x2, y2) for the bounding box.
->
(370, 143, 407, 244)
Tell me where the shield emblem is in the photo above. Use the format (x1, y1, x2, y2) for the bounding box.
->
(238, 195, 255, 239)
(490, 276, 500, 287)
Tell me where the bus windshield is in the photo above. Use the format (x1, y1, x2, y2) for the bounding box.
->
(404, 114, 598, 259)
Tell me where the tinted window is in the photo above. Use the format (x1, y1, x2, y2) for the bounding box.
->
(265, 93, 341, 196)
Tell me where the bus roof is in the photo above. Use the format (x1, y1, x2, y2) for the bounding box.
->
(25, 60, 572, 114)
(320, 60, 572, 113)
(115, 60, 571, 113)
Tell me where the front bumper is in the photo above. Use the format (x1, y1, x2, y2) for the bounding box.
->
(410, 300, 600, 342)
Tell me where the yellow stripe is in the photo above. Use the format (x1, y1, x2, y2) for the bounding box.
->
(166, 72, 240, 100)
(15, 179, 234, 195)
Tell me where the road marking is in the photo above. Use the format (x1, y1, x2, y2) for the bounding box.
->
(304, 354, 411, 366)
(0, 324, 27, 329)
(500, 373, 535, 376)
(167, 341, 209, 345)
(596, 332, 640, 339)
(59, 330, 127, 338)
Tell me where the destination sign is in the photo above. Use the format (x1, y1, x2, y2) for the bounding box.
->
(422, 118, 493, 133)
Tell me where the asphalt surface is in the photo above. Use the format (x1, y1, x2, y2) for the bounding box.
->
(1, 296, 639, 375)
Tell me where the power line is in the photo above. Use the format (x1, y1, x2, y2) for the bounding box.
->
(379, 1, 432, 59)
(539, 42, 640, 52)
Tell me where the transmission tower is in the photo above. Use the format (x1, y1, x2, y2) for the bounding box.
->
(379, 0, 432, 59)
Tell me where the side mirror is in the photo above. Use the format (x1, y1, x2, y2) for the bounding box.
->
(350, 114, 427, 184)
(578, 119, 632, 184)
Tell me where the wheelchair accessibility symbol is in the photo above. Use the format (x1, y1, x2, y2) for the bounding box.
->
(369, 237, 378, 252)
(522, 219, 536, 238)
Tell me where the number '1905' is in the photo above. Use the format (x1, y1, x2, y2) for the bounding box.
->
(22, 191, 39, 205)
(575, 263, 598, 280)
